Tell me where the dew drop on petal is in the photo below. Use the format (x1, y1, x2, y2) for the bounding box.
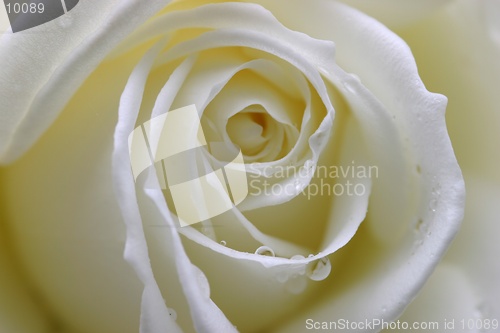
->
(307, 256, 332, 281)
(291, 255, 305, 260)
(168, 308, 177, 321)
(291, 255, 306, 275)
(220, 240, 227, 246)
(255, 246, 275, 257)
(294, 179, 302, 193)
(304, 159, 314, 174)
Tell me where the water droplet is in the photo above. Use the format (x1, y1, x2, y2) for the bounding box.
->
(220, 240, 227, 246)
(307, 256, 331, 281)
(291, 255, 305, 260)
(294, 178, 302, 192)
(291, 255, 306, 275)
(307, 254, 314, 258)
(255, 246, 275, 257)
(285, 274, 308, 294)
(192, 265, 210, 298)
(304, 159, 314, 171)
(168, 308, 177, 321)
(430, 185, 441, 213)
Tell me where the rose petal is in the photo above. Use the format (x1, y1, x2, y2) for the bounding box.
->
(337, 0, 452, 29)
(141, 171, 323, 331)
(113, 40, 183, 333)
(393, 264, 479, 332)
(251, 0, 465, 323)
(398, 0, 500, 185)
(0, 0, 174, 164)
(144, 53, 312, 256)
(318, 115, 372, 254)
(0, 37, 159, 333)
(393, 174, 500, 330)
(442, 174, 500, 321)
(0, 234, 50, 333)
(109, 2, 337, 207)
(114, 39, 240, 332)
(0, 5, 9, 33)
(139, 186, 239, 333)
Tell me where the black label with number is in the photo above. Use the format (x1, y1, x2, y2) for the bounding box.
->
(3, 0, 79, 33)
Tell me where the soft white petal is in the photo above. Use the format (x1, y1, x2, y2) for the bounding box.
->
(319, 115, 372, 254)
(337, 0, 452, 29)
(398, 0, 500, 185)
(113, 40, 182, 333)
(443, 174, 500, 322)
(0, 39, 157, 333)
(391, 264, 479, 333)
(253, 0, 464, 323)
(114, 38, 240, 331)
(392, 174, 500, 331)
(0, 0, 173, 164)
(140, 185, 238, 333)
(0, 5, 9, 33)
(145, 53, 311, 256)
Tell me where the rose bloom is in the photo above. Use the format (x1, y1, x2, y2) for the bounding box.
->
(0, 0, 496, 332)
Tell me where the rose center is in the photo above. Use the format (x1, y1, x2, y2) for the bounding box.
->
(226, 105, 272, 156)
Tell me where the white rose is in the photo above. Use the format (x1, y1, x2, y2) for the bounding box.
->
(0, 1, 465, 333)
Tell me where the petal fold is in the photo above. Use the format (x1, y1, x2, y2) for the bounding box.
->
(0, 0, 173, 164)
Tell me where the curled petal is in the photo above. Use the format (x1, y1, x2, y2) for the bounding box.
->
(0, 0, 174, 164)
